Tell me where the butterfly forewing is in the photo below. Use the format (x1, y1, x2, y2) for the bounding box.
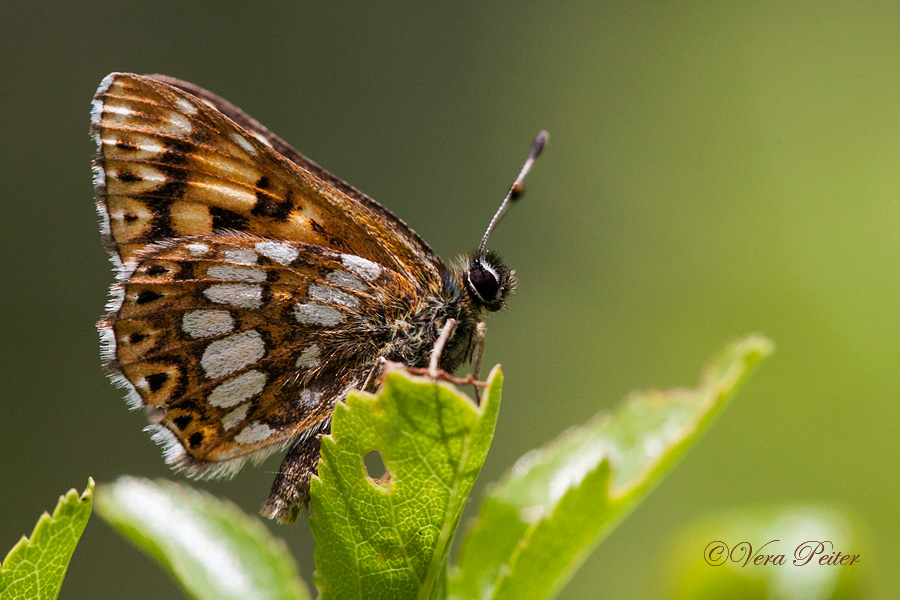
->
(92, 73, 442, 285)
(148, 75, 440, 268)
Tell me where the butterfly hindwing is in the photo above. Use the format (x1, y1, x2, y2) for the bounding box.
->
(101, 235, 408, 477)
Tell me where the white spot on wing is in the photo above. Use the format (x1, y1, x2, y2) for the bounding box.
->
(182, 309, 234, 339)
(223, 248, 258, 265)
(294, 302, 344, 326)
(229, 132, 257, 155)
(200, 331, 265, 379)
(188, 242, 210, 256)
(222, 404, 250, 431)
(204, 284, 262, 309)
(308, 284, 360, 308)
(300, 389, 320, 408)
(326, 269, 365, 291)
(295, 344, 321, 369)
(165, 111, 193, 136)
(207, 265, 266, 283)
(136, 163, 168, 181)
(196, 181, 257, 207)
(104, 104, 136, 117)
(254, 241, 298, 265)
(207, 370, 266, 409)
(341, 254, 381, 281)
(175, 97, 198, 115)
(235, 422, 275, 445)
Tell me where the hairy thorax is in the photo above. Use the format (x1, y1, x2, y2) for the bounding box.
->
(378, 270, 482, 372)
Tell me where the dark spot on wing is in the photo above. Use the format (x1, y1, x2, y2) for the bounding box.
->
(136, 290, 162, 304)
(117, 171, 141, 183)
(146, 264, 168, 276)
(251, 184, 292, 221)
(210, 206, 249, 230)
(309, 219, 326, 236)
(146, 372, 169, 392)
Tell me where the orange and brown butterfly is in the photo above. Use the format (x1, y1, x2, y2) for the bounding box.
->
(91, 72, 547, 523)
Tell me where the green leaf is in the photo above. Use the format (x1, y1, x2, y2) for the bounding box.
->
(0, 478, 94, 600)
(658, 506, 867, 600)
(310, 366, 503, 600)
(96, 477, 310, 600)
(450, 334, 774, 600)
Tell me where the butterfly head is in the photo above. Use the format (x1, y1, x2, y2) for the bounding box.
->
(462, 130, 547, 312)
(464, 251, 515, 312)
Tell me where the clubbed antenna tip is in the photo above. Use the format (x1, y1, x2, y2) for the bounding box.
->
(476, 130, 549, 260)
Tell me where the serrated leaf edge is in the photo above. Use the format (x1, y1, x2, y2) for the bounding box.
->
(1, 478, 95, 569)
(312, 367, 503, 600)
(451, 334, 774, 600)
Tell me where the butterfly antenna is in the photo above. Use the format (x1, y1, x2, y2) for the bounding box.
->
(476, 130, 549, 261)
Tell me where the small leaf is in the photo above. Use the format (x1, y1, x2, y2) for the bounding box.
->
(450, 334, 774, 600)
(0, 478, 94, 600)
(311, 366, 503, 600)
(658, 506, 867, 600)
(96, 477, 309, 600)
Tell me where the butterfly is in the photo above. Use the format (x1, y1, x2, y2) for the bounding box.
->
(91, 72, 547, 523)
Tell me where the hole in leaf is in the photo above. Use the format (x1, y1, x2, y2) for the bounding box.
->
(364, 451, 390, 488)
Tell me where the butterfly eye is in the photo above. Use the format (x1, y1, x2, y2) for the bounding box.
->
(465, 258, 513, 312)
(467, 262, 501, 302)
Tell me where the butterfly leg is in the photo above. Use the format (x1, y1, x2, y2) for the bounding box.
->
(429, 318, 458, 378)
(260, 431, 324, 523)
(471, 322, 487, 404)
(361, 357, 387, 393)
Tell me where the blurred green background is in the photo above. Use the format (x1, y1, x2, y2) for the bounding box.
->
(1, 2, 896, 598)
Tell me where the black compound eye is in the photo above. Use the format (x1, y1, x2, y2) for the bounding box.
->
(467, 263, 501, 303)
(463, 252, 515, 312)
